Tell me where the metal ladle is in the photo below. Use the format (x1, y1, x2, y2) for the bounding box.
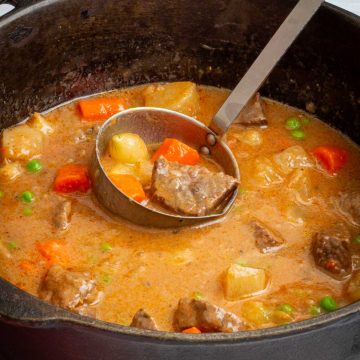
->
(90, 0, 324, 228)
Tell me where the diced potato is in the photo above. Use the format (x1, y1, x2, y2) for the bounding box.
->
(143, 82, 200, 117)
(109, 133, 149, 164)
(0, 161, 23, 182)
(109, 160, 153, 187)
(287, 168, 313, 204)
(224, 264, 267, 301)
(2, 125, 43, 161)
(27, 112, 54, 135)
(133, 160, 153, 186)
(347, 270, 360, 301)
(273, 145, 314, 175)
(241, 301, 270, 326)
(233, 129, 263, 147)
(248, 157, 283, 188)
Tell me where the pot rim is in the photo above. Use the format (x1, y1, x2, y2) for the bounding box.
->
(1, 281, 359, 343)
(0, 0, 359, 344)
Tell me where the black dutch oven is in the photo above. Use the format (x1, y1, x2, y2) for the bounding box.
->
(0, 1, 359, 359)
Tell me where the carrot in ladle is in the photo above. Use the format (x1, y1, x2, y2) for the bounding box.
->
(151, 138, 200, 165)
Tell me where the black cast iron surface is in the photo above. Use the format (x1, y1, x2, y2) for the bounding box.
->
(0, 0, 359, 359)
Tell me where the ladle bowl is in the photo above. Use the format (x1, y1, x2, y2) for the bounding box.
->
(90, 107, 240, 228)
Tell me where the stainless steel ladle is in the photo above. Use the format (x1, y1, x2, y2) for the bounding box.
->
(90, 0, 324, 228)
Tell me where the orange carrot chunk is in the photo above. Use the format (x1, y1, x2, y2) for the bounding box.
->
(19, 261, 35, 272)
(109, 174, 146, 203)
(37, 240, 67, 266)
(54, 164, 91, 193)
(182, 327, 202, 334)
(151, 138, 200, 165)
(78, 97, 126, 121)
(312, 146, 348, 173)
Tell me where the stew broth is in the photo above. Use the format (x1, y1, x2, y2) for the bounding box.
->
(1, 83, 359, 331)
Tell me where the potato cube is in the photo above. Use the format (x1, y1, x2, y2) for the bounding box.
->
(27, 112, 54, 135)
(0, 162, 23, 182)
(287, 168, 313, 204)
(2, 125, 43, 161)
(143, 82, 200, 117)
(224, 264, 267, 301)
(273, 145, 314, 175)
(109, 160, 153, 187)
(109, 133, 149, 164)
(247, 157, 283, 188)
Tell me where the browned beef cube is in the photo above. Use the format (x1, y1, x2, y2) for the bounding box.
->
(250, 220, 285, 253)
(151, 156, 238, 216)
(174, 298, 242, 333)
(53, 200, 72, 231)
(130, 309, 158, 330)
(333, 192, 360, 226)
(312, 233, 352, 279)
(233, 93, 268, 127)
(39, 265, 103, 316)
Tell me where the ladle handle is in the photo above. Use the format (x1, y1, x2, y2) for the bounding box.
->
(210, 0, 325, 135)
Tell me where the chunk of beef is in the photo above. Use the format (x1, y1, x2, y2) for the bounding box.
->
(53, 200, 72, 231)
(250, 220, 285, 253)
(174, 298, 242, 333)
(233, 93, 268, 127)
(333, 192, 360, 226)
(151, 157, 238, 216)
(39, 265, 103, 316)
(312, 233, 352, 279)
(130, 309, 158, 330)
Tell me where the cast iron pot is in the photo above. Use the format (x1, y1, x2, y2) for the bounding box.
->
(0, 1, 359, 359)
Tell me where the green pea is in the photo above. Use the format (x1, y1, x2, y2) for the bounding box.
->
(0, 190, 4, 199)
(102, 274, 112, 284)
(23, 207, 33, 216)
(291, 129, 306, 140)
(277, 304, 294, 315)
(100, 242, 112, 252)
(285, 117, 301, 130)
(20, 191, 35, 203)
(309, 305, 322, 316)
(26, 159, 43, 173)
(7, 241, 18, 250)
(301, 117, 310, 125)
(238, 187, 247, 194)
(353, 234, 360, 245)
(192, 291, 204, 300)
(320, 295, 337, 312)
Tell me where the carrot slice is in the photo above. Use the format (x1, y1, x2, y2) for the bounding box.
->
(19, 261, 35, 272)
(78, 97, 126, 121)
(312, 146, 348, 173)
(37, 240, 67, 266)
(54, 164, 91, 193)
(182, 327, 202, 334)
(151, 138, 200, 165)
(109, 174, 146, 202)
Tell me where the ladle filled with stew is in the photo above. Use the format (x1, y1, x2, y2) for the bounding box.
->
(90, 0, 324, 227)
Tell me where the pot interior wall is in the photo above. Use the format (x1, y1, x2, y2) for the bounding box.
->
(0, 0, 359, 142)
